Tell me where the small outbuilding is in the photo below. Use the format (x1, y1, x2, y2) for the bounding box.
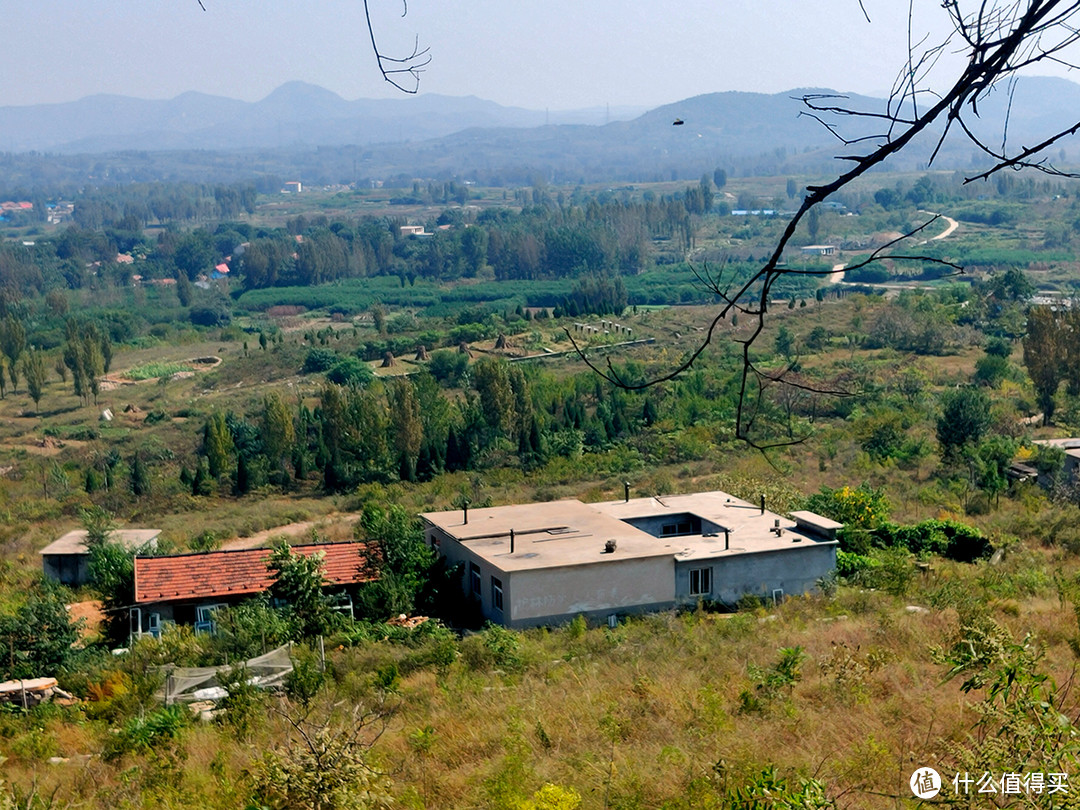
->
(40, 529, 161, 587)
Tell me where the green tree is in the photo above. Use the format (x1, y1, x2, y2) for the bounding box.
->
(20, 348, 47, 410)
(81, 504, 116, 546)
(176, 270, 194, 307)
(267, 542, 333, 639)
(0, 316, 26, 393)
(937, 387, 992, 459)
(1023, 306, 1064, 425)
(774, 325, 795, 360)
(262, 392, 296, 475)
(473, 357, 516, 439)
(0, 580, 80, 680)
(192, 456, 214, 496)
(356, 503, 439, 617)
(130, 452, 151, 497)
(203, 410, 235, 479)
(387, 378, 423, 481)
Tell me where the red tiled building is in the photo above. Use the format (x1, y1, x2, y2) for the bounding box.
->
(131, 542, 375, 637)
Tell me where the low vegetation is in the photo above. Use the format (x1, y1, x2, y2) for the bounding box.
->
(3, 169, 1080, 806)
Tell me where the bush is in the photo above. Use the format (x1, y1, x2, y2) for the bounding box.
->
(460, 623, 524, 672)
(326, 356, 373, 386)
(870, 519, 992, 563)
(428, 349, 469, 386)
(302, 347, 339, 374)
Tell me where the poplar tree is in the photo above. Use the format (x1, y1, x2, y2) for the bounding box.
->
(21, 349, 47, 410)
(0, 316, 25, 393)
(262, 392, 295, 474)
(130, 453, 151, 497)
(203, 411, 235, 478)
(1023, 307, 1065, 426)
(387, 379, 423, 481)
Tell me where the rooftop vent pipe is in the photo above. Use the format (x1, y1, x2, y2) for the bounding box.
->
(624, 481, 630, 502)
(510, 528, 515, 554)
(760, 495, 765, 515)
(604, 539, 617, 554)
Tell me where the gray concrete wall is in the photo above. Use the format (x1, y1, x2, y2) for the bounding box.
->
(508, 556, 675, 626)
(676, 543, 836, 605)
(425, 525, 504, 622)
(42, 553, 90, 587)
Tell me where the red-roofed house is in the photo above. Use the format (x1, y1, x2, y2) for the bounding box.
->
(211, 263, 230, 280)
(131, 541, 375, 637)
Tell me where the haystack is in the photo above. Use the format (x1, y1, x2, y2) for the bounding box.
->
(381, 352, 396, 368)
(458, 341, 473, 357)
(414, 345, 429, 361)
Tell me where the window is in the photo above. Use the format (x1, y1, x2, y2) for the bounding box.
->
(688, 567, 712, 597)
(662, 520, 696, 537)
(195, 603, 227, 634)
(491, 577, 504, 612)
(469, 562, 481, 596)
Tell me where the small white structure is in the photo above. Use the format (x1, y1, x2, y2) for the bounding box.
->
(800, 245, 837, 256)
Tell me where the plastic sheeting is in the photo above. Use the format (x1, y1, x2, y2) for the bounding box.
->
(158, 643, 293, 704)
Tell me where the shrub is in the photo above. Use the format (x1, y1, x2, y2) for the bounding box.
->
(302, 347, 339, 374)
(326, 356, 373, 386)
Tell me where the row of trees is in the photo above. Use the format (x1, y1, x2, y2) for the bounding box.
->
(177, 360, 654, 500)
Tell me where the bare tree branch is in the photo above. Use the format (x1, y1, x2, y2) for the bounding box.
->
(573, 1, 1080, 448)
(363, 0, 431, 94)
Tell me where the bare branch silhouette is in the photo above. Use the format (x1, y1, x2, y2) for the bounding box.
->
(570, 0, 1080, 449)
(363, 0, 431, 94)
(196, 1, 430, 93)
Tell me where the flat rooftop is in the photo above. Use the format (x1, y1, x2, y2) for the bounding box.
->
(1034, 438, 1080, 455)
(40, 529, 161, 557)
(421, 491, 837, 572)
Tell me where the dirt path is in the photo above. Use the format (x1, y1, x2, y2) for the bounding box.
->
(829, 212, 958, 289)
(221, 512, 363, 550)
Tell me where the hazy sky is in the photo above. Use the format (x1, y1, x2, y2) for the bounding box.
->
(4, 1, 1077, 109)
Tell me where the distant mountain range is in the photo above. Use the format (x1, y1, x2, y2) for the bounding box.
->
(0, 82, 646, 154)
(1, 78, 1079, 186)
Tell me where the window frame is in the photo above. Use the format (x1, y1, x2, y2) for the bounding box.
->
(688, 566, 712, 598)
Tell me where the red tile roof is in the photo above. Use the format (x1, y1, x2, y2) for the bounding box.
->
(134, 542, 375, 604)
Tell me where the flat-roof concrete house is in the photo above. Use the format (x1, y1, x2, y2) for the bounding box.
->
(130, 541, 375, 639)
(800, 244, 837, 256)
(40, 529, 161, 587)
(421, 491, 840, 628)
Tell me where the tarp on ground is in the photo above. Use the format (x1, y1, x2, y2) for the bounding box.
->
(156, 643, 293, 704)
